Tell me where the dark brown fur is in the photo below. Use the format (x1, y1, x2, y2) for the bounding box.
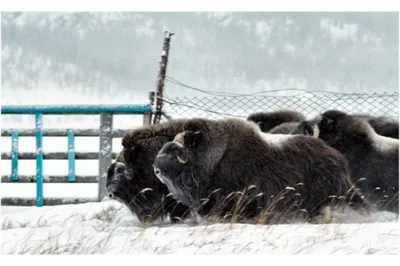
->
(247, 110, 306, 133)
(153, 118, 371, 224)
(106, 119, 191, 224)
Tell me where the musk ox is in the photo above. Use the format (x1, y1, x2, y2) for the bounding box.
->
(152, 117, 371, 224)
(268, 121, 300, 134)
(291, 110, 399, 213)
(106, 119, 191, 224)
(292, 111, 399, 140)
(246, 110, 306, 133)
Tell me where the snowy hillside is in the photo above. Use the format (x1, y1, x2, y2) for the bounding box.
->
(2, 12, 398, 105)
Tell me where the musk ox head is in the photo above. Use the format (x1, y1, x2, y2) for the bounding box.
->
(247, 110, 306, 133)
(106, 146, 140, 200)
(291, 110, 369, 147)
(153, 141, 191, 203)
(106, 144, 162, 222)
(153, 118, 224, 211)
(105, 121, 192, 224)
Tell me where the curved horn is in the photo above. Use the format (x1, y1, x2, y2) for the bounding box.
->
(116, 150, 126, 163)
(312, 124, 320, 138)
(174, 132, 185, 144)
(176, 155, 188, 164)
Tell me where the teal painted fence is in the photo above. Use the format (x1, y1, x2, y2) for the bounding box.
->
(1, 101, 154, 207)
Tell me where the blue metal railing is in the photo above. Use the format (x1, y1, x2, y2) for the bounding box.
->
(11, 130, 19, 181)
(1, 104, 152, 114)
(35, 112, 43, 207)
(67, 129, 76, 182)
(1, 104, 152, 207)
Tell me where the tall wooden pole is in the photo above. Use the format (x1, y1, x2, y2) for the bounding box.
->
(153, 30, 175, 124)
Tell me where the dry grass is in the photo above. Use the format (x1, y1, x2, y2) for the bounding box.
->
(184, 183, 376, 227)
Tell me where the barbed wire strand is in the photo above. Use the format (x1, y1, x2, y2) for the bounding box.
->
(165, 76, 399, 99)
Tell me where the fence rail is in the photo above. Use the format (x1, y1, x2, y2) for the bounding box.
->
(1, 99, 154, 207)
(1, 175, 98, 183)
(1, 128, 129, 137)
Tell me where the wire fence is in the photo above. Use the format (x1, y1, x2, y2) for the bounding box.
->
(161, 77, 399, 122)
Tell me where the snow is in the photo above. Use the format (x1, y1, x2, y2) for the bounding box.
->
(1, 200, 399, 255)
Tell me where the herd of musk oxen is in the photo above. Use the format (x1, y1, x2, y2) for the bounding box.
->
(105, 109, 399, 225)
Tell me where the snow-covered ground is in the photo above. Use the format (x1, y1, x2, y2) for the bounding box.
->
(1, 199, 399, 255)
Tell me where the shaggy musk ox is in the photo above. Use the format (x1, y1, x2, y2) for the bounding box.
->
(106, 119, 191, 224)
(292, 111, 399, 140)
(152, 117, 371, 224)
(291, 110, 399, 213)
(246, 110, 306, 133)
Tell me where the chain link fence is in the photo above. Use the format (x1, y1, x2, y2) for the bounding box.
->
(161, 90, 399, 122)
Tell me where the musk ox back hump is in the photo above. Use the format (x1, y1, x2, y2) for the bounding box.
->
(246, 110, 306, 133)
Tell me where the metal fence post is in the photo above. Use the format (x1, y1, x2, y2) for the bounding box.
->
(35, 113, 43, 207)
(143, 91, 155, 125)
(98, 113, 113, 201)
(11, 130, 19, 181)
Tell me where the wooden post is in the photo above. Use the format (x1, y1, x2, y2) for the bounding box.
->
(153, 31, 175, 124)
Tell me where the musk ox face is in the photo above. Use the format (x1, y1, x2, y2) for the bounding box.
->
(153, 141, 194, 205)
(291, 110, 354, 147)
(106, 146, 141, 203)
(153, 119, 223, 211)
(106, 143, 190, 224)
(105, 145, 157, 221)
(106, 161, 133, 201)
(315, 110, 347, 146)
(291, 120, 318, 136)
(153, 141, 188, 184)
